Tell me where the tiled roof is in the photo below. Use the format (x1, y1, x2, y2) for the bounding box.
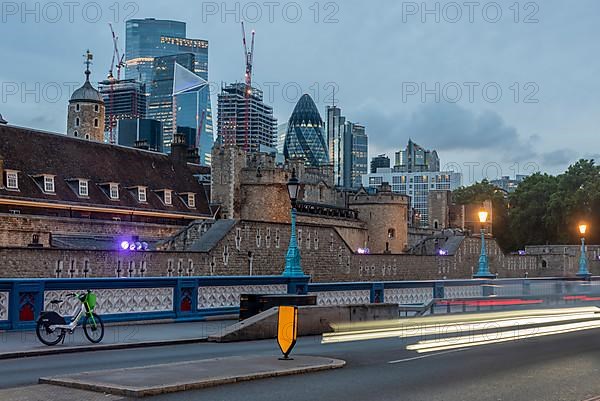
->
(0, 125, 211, 217)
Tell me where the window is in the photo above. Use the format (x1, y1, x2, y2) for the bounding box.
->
(6, 171, 18, 189)
(73, 131, 78, 137)
(94, 118, 99, 127)
(138, 187, 147, 202)
(94, 104, 99, 112)
(78, 180, 88, 197)
(164, 190, 172, 205)
(44, 176, 55, 193)
(188, 193, 195, 208)
(388, 229, 396, 239)
(76, 103, 80, 112)
(109, 183, 119, 200)
(85, 134, 90, 140)
(75, 117, 80, 127)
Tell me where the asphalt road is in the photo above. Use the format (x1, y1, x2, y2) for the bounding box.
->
(1, 324, 600, 401)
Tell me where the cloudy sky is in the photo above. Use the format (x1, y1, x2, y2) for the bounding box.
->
(1, 0, 599, 184)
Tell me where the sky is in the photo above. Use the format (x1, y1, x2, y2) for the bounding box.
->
(1, 0, 599, 185)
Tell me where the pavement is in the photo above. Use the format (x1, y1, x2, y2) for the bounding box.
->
(0, 320, 236, 359)
(40, 355, 345, 397)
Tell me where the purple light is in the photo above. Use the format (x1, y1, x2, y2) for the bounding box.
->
(357, 248, 370, 255)
(518, 250, 526, 256)
(129, 243, 136, 251)
(438, 249, 448, 256)
(120, 241, 129, 250)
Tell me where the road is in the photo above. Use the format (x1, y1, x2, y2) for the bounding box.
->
(1, 326, 600, 400)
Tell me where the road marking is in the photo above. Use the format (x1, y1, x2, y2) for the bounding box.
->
(388, 348, 466, 364)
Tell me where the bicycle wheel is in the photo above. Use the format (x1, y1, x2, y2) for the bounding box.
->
(35, 320, 64, 346)
(83, 313, 104, 343)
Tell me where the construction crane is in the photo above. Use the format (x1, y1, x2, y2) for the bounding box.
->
(106, 23, 126, 144)
(241, 21, 255, 151)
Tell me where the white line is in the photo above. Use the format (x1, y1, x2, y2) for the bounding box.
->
(388, 349, 466, 364)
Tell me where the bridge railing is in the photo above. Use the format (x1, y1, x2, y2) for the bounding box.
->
(0, 276, 598, 330)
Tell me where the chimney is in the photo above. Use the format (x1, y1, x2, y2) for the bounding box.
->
(134, 139, 149, 150)
(170, 133, 188, 164)
(187, 148, 200, 164)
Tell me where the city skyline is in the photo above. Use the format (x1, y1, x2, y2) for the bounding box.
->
(1, 0, 600, 181)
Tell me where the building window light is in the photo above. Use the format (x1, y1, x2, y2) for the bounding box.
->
(6, 171, 18, 190)
(164, 190, 172, 205)
(109, 183, 119, 200)
(188, 193, 195, 208)
(138, 187, 147, 202)
(44, 176, 55, 193)
(79, 180, 89, 197)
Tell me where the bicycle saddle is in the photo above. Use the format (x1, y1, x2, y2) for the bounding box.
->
(50, 299, 63, 305)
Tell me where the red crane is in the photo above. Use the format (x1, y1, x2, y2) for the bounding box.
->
(241, 22, 255, 151)
(106, 23, 126, 144)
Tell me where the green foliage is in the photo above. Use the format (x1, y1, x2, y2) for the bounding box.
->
(454, 159, 600, 251)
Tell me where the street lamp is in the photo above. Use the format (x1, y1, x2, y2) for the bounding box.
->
(473, 209, 495, 279)
(577, 223, 591, 279)
(282, 169, 304, 277)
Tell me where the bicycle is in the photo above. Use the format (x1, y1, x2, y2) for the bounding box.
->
(36, 289, 104, 346)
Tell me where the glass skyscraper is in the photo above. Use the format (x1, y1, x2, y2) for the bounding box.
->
(125, 18, 213, 165)
(284, 94, 329, 167)
(326, 106, 368, 189)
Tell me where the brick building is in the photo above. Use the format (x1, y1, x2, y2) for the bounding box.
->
(0, 124, 212, 249)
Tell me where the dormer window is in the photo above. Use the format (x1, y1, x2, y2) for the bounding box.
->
(138, 187, 147, 202)
(164, 190, 172, 206)
(43, 175, 55, 193)
(78, 179, 89, 197)
(5, 170, 18, 190)
(109, 183, 119, 200)
(188, 193, 195, 208)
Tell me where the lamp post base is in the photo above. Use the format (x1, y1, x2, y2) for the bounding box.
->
(473, 272, 496, 279)
(576, 272, 592, 279)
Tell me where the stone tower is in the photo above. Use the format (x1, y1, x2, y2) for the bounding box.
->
(67, 50, 105, 142)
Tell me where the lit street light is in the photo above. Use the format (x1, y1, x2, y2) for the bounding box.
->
(576, 223, 591, 279)
(473, 209, 495, 279)
(282, 169, 304, 277)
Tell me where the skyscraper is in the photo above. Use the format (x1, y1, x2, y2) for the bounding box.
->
(326, 105, 368, 189)
(284, 94, 328, 167)
(217, 83, 277, 152)
(395, 139, 440, 173)
(125, 18, 213, 165)
(371, 154, 391, 173)
(98, 78, 146, 142)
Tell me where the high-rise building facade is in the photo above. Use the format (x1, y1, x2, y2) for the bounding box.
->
(363, 169, 462, 228)
(284, 94, 329, 167)
(371, 154, 391, 173)
(125, 18, 213, 165)
(326, 106, 368, 189)
(98, 79, 146, 142)
(395, 139, 440, 173)
(217, 83, 277, 152)
(117, 118, 163, 152)
(276, 122, 288, 154)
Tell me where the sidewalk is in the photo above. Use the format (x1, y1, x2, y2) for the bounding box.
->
(0, 319, 236, 359)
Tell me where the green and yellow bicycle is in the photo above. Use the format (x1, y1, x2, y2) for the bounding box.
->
(36, 290, 104, 346)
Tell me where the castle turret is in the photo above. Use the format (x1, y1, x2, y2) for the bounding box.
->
(67, 50, 105, 142)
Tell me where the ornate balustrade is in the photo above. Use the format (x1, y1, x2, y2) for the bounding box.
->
(0, 276, 596, 330)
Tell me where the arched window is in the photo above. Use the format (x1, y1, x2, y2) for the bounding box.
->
(75, 117, 80, 127)
(73, 131, 78, 137)
(388, 229, 396, 239)
(94, 118, 99, 127)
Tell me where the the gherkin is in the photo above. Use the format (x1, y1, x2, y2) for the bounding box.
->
(284, 94, 329, 167)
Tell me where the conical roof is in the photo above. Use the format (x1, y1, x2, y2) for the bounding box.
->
(70, 80, 103, 103)
(288, 94, 322, 126)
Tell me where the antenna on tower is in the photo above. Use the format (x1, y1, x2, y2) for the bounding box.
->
(83, 50, 93, 81)
(241, 21, 255, 152)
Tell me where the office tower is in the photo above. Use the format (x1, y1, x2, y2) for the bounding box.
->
(276, 122, 288, 154)
(395, 139, 440, 173)
(125, 18, 213, 164)
(217, 83, 277, 152)
(371, 154, 391, 173)
(117, 118, 163, 152)
(98, 79, 146, 141)
(284, 94, 328, 167)
(326, 105, 368, 189)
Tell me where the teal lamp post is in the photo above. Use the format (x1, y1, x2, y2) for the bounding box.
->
(473, 210, 495, 279)
(577, 223, 591, 279)
(282, 169, 304, 277)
